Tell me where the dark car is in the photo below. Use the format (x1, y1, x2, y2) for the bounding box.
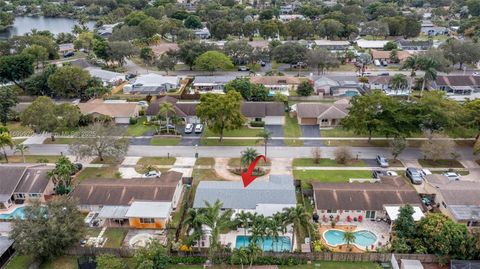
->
(406, 167, 423, 184)
(125, 73, 137, 80)
(63, 52, 75, 58)
(260, 61, 266, 67)
(379, 72, 390, 76)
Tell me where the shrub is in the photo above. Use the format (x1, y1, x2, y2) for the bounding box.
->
(139, 109, 145, 116)
(129, 117, 138, 125)
(169, 256, 208, 264)
(333, 146, 352, 164)
(250, 121, 265, 127)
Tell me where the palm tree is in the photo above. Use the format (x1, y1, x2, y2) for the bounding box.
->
(390, 74, 409, 95)
(267, 216, 281, 251)
(47, 156, 77, 194)
(256, 130, 272, 158)
(245, 243, 262, 268)
(158, 102, 176, 134)
(197, 200, 233, 260)
(232, 247, 248, 269)
(236, 211, 252, 246)
(402, 55, 419, 77)
(418, 57, 438, 97)
(274, 212, 288, 250)
(0, 132, 14, 163)
(283, 205, 311, 251)
(343, 231, 356, 251)
(250, 214, 267, 246)
(183, 208, 205, 250)
(240, 147, 259, 170)
(14, 144, 29, 163)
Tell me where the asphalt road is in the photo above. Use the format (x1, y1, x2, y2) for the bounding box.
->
(19, 144, 476, 160)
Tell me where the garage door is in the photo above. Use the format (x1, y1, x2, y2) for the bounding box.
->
(186, 116, 200, 124)
(264, 116, 285, 125)
(300, 118, 317, 125)
(115, 117, 130, 124)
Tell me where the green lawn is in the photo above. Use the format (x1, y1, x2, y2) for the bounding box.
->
(204, 126, 263, 137)
(138, 157, 176, 166)
(284, 114, 303, 146)
(293, 158, 367, 167)
(150, 137, 181, 146)
(228, 157, 271, 167)
(321, 128, 366, 137)
(280, 262, 382, 269)
(5, 122, 33, 137)
(103, 228, 128, 248)
(418, 159, 464, 168)
(192, 169, 223, 182)
(4, 255, 34, 269)
(40, 256, 77, 269)
(323, 140, 390, 147)
(200, 138, 258, 146)
(293, 170, 372, 188)
(1, 155, 61, 164)
(195, 157, 215, 166)
(75, 167, 121, 182)
(126, 117, 156, 136)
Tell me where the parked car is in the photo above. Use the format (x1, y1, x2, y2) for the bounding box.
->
(443, 172, 461, 181)
(406, 167, 423, 184)
(125, 73, 137, 80)
(137, 101, 148, 108)
(472, 72, 480, 76)
(374, 59, 381, 67)
(194, 124, 204, 134)
(72, 163, 83, 175)
(420, 169, 432, 179)
(376, 155, 389, 168)
(379, 72, 390, 76)
(373, 170, 398, 179)
(144, 171, 160, 178)
(184, 123, 194, 134)
(63, 52, 74, 58)
(292, 62, 307, 68)
(381, 60, 388, 66)
(260, 61, 266, 67)
(238, 66, 250, 71)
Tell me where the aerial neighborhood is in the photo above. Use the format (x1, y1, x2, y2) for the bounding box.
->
(1, 0, 480, 268)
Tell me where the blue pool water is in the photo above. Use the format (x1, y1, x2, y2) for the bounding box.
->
(323, 229, 377, 248)
(235, 235, 291, 252)
(0, 207, 26, 220)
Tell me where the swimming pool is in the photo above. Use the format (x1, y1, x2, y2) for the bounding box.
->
(235, 235, 291, 252)
(323, 229, 377, 248)
(0, 206, 26, 220)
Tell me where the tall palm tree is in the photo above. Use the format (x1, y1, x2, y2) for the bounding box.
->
(273, 212, 288, 250)
(250, 214, 267, 246)
(197, 200, 233, 260)
(14, 144, 29, 163)
(256, 130, 272, 158)
(0, 132, 14, 163)
(343, 231, 356, 250)
(183, 208, 205, 250)
(390, 74, 409, 95)
(402, 55, 419, 77)
(283, 205, 311, 251)
(240, 147, 259, 170)
(236, 211, 252, 246)
(267, 216, 281, 251)
(158, 102, 176, 134)
(245, 243, 262, 268)
(232, 247, 248, 269)
(418, 57, 438, 97)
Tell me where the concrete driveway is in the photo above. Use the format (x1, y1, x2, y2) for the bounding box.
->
(300, 125, 323, 146)
(265, 125, 284, 146)
(180, 131, 202, 146)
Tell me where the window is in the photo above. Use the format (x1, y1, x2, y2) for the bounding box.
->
(139, 218, 155, 224)
(29, 193, 41, 198)
(321, 119, 329, 123)
(14, 193, 25, 199)
(366, 211, 376, 219)
(326, 209, 336, 213)
(255, 118, 262, 122)
(442, 202, 447, 208)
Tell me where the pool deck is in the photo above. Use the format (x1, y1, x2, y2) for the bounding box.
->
(0, 204, 25, 218)
(318, 221, 390, 253)
(220, 228, 295, 251)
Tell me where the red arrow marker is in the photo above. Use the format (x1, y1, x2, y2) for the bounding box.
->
(241, 155, 266, 188)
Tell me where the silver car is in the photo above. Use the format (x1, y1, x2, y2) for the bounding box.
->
(376, 155, 389, 168)
(406, 167, 423, 184)
(443, 172, 461, 181)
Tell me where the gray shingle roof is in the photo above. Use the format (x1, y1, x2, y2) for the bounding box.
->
(193, 175, 296, 209)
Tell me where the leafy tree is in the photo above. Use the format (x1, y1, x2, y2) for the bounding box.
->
(361, 21, 389, 38)
(10, 197, 85, 261)
(0, 12, 14, 31)
(14, 144, 28, 163)
(441, 39, 480, 70)
(196, 91, 244, 142)
(74, 32, 94, 51)
(0, 87, 17, 126)
(184, 15, 202, 29)
(195, 51, 233, 73)
(24, 64, 57, 97)
(177, 41, 219, 70)
(140, 47, 155, 66)
(390, 136, 407, 160)
(286, 20, 314, 40)
(241, 147, 259, 168)
(134, 240, 169, 269)
(356, 53, 372, 76)
(404, 15, 421, 38)
(183, 208, 204, 248)
(198, 200, 234, 260)
(231, 247, 248, 269)
(318, 19, 345, 40)
(47, 66, 91, 98)
(96, 254, 124, 269)
(93, 37, 110, 61)
(390, 74, 409, 93)
(0, 54, 34, 91)
(22, 45, 48, 68)
(296, 81, 314, 97)
(260, 20, 279, 39)
(107, 41, 135, 66)
(224, 40, 254, 65)
(69, 123, 129, 162)
(390, 50, 399, 64)
(416, 91, 461, 137)
(225, 78, 268, 101)
(271, 42, 307, 66)
(420, 133, 457, 162)
(85, 86, 110, 99)
(156, 53, 178, 75)
(306, 48, 339, 75)
(467, 0, 480, 16)
(394, 204, 416, 238)
(139, 17, 160, 38)
(283, 205, 311, 251)
(48, 156, 77, 194)
(0, 130, 13, 163)
(383, 41, 398, 51)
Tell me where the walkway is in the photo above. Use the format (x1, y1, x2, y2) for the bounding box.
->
(170, 157, 196, 177)
(214, 158, 241, 181)
(119, 157, 142, 179)
(22, 134, 48, 145)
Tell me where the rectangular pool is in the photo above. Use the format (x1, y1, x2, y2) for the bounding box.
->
(235, 235, 291, 252)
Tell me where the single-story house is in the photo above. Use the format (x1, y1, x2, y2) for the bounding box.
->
(314, 77, 339, 95)
(250, 76, 302, 96)
(278, 14, 305, 22)
(396, 39, 433, 51)
(193, 27, 211, 39)
(70, 171, 184, 229)
(146, 96, 200, 124)
(85, 67, 124, 86)
(421, 21, 448, 36)
(97, 23, 120, 38)
(424, 174, 480, 226)
(356, 39, 389, 49)
(192, 76, 237, 93)
(312, 176, 422, 223)
(368, 76, 412, 96)
(314, 78, 361, 97)
(430, 75, 480, 101)
(78, 99, 140, 124)
(58, 43, 74, 54)
(296, 99, 349, 128)
(0, 164, 55, 210)
(280, 4, 294, 14)
(371, 50, 411, 63)
(241, 102, 285, 125)
(123, 74, 181, 94)
(313, 40, 350, 51)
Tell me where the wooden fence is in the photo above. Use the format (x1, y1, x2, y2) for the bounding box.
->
(65, 247, 438, 263)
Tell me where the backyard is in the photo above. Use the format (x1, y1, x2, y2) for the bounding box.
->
(293, 170, 373, 188)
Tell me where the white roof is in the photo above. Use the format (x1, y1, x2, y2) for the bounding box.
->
(85, 67, 124, 82)
(255, 203, 296, 217)
(314, 39, 350, 46)
(385, 206, 425, 221)
(130, 74, 179, 86)
(98, 206, 130, 219)
(401, 259, 424, 269)
(356, 39, 389, 49)
(125, 201, 171, 219)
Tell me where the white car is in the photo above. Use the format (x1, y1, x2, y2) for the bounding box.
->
(420, 169, 432, 179)
(443, 172, 461, 181)
(137, 101, 148, 107)
(194, 124, 204, 134)
(184, 123, 194, 134)
(472, 72, 480, 76)
(144, 171, 160, 178)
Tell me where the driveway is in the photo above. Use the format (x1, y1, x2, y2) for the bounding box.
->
(265, 125, 284, 146)
(180, 131, 202, 146)
(130, 137, 152, 145)
(300, 125, 323, 146)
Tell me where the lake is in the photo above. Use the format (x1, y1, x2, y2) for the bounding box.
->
(0, 16, 96, 39)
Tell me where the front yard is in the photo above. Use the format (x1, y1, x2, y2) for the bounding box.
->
(293, 158, 367, 167)
(203, 126, 263, 137)
(126, 117, 156, 136)
(284, 114, 303, 146)
(1, 155, 61, 164)
(75, 167, 121, 183)
(138, 157, 176, 166)
(418, 159, 464, 168)
(293, 170, 372, 188)
(200, 138, 258, 146)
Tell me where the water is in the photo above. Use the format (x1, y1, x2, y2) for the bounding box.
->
(323, 229, 377, 248)
(0, 16, 95, 39)
(0, 206, 26, 220)
(235, 235, 291, 252)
